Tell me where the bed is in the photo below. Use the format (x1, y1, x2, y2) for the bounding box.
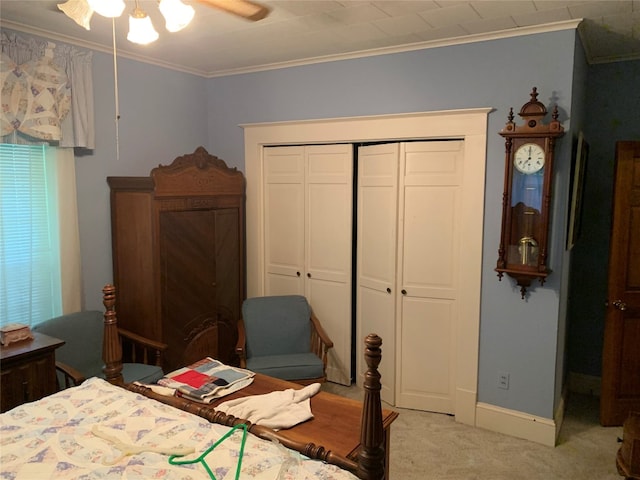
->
(0, 285, 389, 480)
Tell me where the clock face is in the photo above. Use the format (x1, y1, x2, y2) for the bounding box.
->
(514, 143, 545, 174)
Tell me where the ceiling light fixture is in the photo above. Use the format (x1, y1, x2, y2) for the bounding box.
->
(58, 0, 195, 45)
(57, 0, 93, 30)
(127, 2, 159, 45)
(86, 0, 125, 18)
(158, 0, 195, 32)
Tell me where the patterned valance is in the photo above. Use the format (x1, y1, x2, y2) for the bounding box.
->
(1, 32, 94, 148)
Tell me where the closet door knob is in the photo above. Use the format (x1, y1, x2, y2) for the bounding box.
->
(401, 289, 407, 295)
(307, 273, 311, 278)
(296, 271, 301, 277)
(386, 288, 391, 294)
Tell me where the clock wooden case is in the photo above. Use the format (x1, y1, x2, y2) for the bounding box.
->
(496, 88, 564, 298)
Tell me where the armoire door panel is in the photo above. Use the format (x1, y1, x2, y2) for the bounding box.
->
(211, 208, 242, 365)
(110, 191, 156, 339)
(213, 209, 240, 317)
(160, 210, 217, 371)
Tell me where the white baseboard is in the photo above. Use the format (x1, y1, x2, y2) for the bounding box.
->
(567, 372, 601, 396)
(456, 387, 477, 426)
(475, 402, 557, 447)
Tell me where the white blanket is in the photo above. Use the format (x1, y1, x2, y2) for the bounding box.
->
(216, 383, 321, 430)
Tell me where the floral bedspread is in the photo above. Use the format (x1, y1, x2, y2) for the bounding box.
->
(0, 377, 357, 480)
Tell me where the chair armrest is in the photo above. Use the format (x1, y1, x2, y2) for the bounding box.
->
(55, 361, 86, 389)
(235, 318, 247, 368)
(310, 312, 333, 375)
(117, 327, 168, 366)
(310, 312, 333, 349)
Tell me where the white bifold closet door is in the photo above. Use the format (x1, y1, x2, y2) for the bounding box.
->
(357, 140, 465, 414)
(263, 144, 353, 385)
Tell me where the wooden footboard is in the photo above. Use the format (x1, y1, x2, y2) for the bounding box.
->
(100, 284, 388, 480)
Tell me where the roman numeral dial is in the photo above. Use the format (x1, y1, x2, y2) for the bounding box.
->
(514, 143, 545, 174)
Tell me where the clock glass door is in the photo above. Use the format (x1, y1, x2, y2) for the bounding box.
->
(508, 151, 543, 268)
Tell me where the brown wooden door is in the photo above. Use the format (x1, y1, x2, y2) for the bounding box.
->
(601, 141, 640, 426)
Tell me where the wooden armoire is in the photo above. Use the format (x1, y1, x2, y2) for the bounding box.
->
(107, 147, 245, 372)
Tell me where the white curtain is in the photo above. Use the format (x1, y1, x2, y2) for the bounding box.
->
(53, 147, 82, 313)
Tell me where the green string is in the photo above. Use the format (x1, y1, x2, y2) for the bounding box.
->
(168, 423, 248, 480)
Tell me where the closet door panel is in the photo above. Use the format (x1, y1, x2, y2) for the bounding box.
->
(305, 144, 353, 384)
(306, 276, 352, 386)
(264, 147, 305, 295)
(306, 183, 351, 283)
(356, 143, 399, 404)
(402, 186, 458, 298)
(397, 297, 456, 413)
(396, 140, 464, 413)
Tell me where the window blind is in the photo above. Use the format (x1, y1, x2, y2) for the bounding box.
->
(0, 144, 62, 327)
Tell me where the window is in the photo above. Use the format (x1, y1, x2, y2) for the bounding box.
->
(0, 144, 63, 327)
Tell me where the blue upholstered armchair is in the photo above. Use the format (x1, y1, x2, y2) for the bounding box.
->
(235, 295, 333, 385)
(33, 310, 167, 389)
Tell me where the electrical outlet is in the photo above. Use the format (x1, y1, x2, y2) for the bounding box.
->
(498, 372, 510, 390)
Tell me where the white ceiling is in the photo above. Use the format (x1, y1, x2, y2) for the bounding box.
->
(1, 1, 639, 77)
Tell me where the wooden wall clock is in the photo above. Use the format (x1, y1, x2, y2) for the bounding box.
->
(496, 87, 564, 298)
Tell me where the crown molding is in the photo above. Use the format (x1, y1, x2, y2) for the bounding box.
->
(2, 18, 584, 78)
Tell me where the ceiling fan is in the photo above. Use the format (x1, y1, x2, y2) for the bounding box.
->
(198, 0, 270, 21)
(58, 0, 271, 45)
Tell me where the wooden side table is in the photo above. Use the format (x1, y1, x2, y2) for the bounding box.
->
(0, 332, 65, 412)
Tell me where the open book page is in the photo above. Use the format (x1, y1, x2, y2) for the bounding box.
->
(157, 357, 255, 403)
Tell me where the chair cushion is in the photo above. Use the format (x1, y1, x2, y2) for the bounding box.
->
(242, 295, 311, 358)
(247, 353, 324, 381)
(120, 363, 164, 384)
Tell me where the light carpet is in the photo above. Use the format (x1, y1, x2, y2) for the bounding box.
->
(322, 382, 623, 480)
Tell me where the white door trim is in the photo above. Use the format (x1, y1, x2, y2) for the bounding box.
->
(242, 108, 490, 425)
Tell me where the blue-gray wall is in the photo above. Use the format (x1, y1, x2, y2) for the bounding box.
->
(6, 26, 638, 421)
(567, 59, 640, 378)
(206, 29, 578, 418)
(75, 52, 208, 306)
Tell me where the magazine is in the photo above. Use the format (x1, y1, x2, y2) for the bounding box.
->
(157, 357, 255, 403)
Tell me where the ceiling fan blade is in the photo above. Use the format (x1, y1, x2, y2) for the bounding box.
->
(197, 0, 271, 21)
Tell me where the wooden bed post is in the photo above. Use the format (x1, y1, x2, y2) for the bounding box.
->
(102, 284, 124, 385)
(357, 333, 385, 480)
